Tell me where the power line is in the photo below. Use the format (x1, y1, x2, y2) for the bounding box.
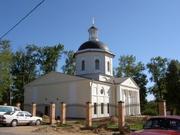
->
(0, 0, 46, 41)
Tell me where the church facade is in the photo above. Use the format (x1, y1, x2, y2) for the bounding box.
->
(24, 24, 141, 118)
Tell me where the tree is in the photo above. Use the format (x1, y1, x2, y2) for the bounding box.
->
(165, 60, 180, 114)
(11, 45, 37, 103)
(116, 55, 148, 112)
(0, 40, 12, 103)
(147, 56, 169, 100)
(62, 50, 75, 75)
(37, 44, 64, 74)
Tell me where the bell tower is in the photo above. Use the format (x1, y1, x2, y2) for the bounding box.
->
(75, 23, 115, 80)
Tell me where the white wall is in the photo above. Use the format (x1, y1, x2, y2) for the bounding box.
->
(91, 81, 115, 118)
(24, 74, 91, 118)
(105, 54, 113, 76)
(75, 51, 113, 77)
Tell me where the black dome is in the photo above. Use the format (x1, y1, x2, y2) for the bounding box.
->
(78, 40, 109, 51)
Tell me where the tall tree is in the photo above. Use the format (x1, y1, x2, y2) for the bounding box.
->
(0, 40, 12, 103)
(165, 60, 180, 114)
(62, 50, 75, 75)
(11, 45, 37, 103)
(37, 44, 64, 74)
(116, 55, 148, 112)
(147, 56, 168, 100)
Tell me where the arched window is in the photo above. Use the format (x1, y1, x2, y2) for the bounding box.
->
(95, 59, 100, 70)
(81, 60, 85, 71)
(107, 61, 110, 72)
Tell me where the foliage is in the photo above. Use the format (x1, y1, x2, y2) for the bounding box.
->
(147, 56, 169, 100)
(142, 101, 158, 115)
(37, 44, 64, 74)
(62, 50, 75, 75)
(11, 45, 38, 103)
(10, 44, 64, 103)
(116, 55, 148, 112)
(0, 40, 12, 103)
(165, 60, 180, 114)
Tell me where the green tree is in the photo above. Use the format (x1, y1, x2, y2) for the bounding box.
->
(147, 56, 168, 100)
(165, 60, 180, 114)
(116, 55, 148, 112)
(11, 45, 37, 103)
(37, 44, 64, 74)
(0, 40, 12, 103)
(62, 50, 75, 75)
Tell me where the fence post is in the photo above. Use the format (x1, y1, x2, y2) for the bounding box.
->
(50, 103, 56, 124)
(118, 101, 125, 129)
(16, 102, 21, 109)
(86, 102, 92, 128)
(61, 102, 66, 124)
(158, 100, 166, 116)
(32, 103, 36, 116)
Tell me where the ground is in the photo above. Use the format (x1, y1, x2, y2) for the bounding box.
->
(0, 116, 145, 135)
(0, 125, 117, 135)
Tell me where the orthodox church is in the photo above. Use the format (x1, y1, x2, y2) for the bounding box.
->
(24, 24, 141, 118)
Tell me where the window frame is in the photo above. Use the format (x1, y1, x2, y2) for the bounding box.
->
(94, 103, 97, 115)
(95, 59, 100, 70)
(107, 103, 110, 114)
(81, 60, 85, 71)
(107, 61, 110, 72)
(101, 103, 104, 114)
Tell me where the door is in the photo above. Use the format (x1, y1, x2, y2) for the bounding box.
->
(24, 111, 33, 124)
(16, 112, 26, 124)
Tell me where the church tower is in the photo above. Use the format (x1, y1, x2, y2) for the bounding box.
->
(75, 23, 115, 81)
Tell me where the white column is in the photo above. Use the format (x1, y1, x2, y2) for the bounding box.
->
(132, 92, 134, 115)
(136, 91, 141, 115)
(120, 88, 122, 101)
(128, 91, 131, 115)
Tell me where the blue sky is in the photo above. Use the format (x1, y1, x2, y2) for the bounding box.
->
(1, 0, 180, 100)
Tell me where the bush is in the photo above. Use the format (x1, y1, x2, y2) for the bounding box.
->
(142, 108, 158, 115)
(142, 101, 158, 116)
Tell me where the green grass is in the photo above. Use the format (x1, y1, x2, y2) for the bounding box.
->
(107, 123, 118, 129)
(129, 123, 143, 131)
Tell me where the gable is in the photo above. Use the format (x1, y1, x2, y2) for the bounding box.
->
(120, 78, 139, 89)
(25, 72, 90, 88)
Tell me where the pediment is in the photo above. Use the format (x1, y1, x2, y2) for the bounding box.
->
(120, 78, 139, 89)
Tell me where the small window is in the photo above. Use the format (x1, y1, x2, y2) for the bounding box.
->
(107, 103, 110, 114)
(94, 103, 97, 114)
(95, 59, 100, 70)
(107, 61, 110, 72)
(101, 103, 104, 114)
(81, 60, 85, 71)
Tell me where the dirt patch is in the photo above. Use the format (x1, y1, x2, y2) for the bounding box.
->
(32, 124, 115, 135)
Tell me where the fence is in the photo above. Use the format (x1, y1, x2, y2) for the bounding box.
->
(3, 100, 167, 130)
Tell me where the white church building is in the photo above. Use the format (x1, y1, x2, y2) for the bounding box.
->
(24, 24, 141, 118)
